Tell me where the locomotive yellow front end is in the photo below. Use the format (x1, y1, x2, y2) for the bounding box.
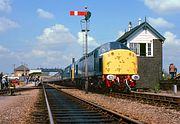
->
(102, 49, 139, 91)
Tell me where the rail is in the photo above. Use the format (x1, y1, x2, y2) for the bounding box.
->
(109, 91, 180, 110)
(49, 84, 144, 124)
(42, 83, 54, 124)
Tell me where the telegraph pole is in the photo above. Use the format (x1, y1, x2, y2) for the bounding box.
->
(70, 7, 91, 94)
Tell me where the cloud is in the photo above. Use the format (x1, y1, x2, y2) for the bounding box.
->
(33, 24, 100, 68)
(0, 23, 98, 70)
(0, 45, 23, 60)
(30, 49, 79, 68)
(37, 24, 76, 46)
(77, 32, 99, 51)
(148, 17, 174, 28)
(163, 31, 180, 72)
(0, 17, 19, 32)
(164, 31, 180, 45)
(0, 45, 9, 54)
(37, 8, 54, 19)
(32, 24, 81, 68)
(31, 49, 72, 66)
(0, 45, 20, 72)
(144, 0, 180, 14)
(0, 0, 11, 13)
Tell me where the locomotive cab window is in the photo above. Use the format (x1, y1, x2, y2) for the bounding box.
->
(110, 42, 129, 50)
(99, 58, 102, 73)
(99, 43, 110, 55)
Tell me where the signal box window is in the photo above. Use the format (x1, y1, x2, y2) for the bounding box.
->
(140, 43, 146, 56)
(129, 42, 153, 57)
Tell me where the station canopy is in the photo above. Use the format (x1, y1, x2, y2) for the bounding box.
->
(29, 69, 42, 75)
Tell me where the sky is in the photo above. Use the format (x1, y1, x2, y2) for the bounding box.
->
(0, 0, 180, 74)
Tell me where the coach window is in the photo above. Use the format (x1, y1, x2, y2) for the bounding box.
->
(76, 64, 78, 75)
(67, 67, 70, 73)
(94, 50, 98, 58)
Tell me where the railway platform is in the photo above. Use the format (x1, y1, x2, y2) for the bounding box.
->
(0, 83, 39, 124)
(160, 79, 180, 91)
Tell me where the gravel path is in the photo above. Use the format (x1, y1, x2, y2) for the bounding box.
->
(61, 89, 180, 124)
(0, 89, 39, 124)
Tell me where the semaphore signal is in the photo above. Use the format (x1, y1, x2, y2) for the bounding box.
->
(70, 10, 91, 20)
(70, 11, 87, 16)
(70, 7, 91, 94)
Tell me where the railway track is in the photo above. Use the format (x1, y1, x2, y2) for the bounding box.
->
(108, 91, 180, 110)
(43, 84, 143, 124)
(29, 87, 49, 124)
(51, 83, 180, 111)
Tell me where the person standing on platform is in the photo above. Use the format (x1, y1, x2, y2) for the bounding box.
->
(2, 76, 6, 89)
(3, 75, 9, 89)
(0, 72, 3, 90)
(169, 63, 176, 79)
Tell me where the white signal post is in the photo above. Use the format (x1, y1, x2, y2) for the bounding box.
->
(70, 7, 91, 94)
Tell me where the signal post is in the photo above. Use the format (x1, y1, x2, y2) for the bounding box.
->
(70, 7, 91, 94)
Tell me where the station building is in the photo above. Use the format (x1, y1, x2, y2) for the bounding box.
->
(116, 20, 165, 89)
(14, 65, 30, 77)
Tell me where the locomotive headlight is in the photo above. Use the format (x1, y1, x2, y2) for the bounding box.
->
(107, 75, 116, 80)
(132, 75, 140, 80)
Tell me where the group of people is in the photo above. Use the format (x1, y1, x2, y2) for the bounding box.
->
(0, 72, 16, 95)
(29, 75, 42, 86)
(0, 72, 15, 91)
(0, 72, 9, 90)
(169, 63, 177, 79)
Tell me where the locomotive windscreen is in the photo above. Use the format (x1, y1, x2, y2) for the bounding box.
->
(110, 42, 129, 50)
(99, 42, 129, 55)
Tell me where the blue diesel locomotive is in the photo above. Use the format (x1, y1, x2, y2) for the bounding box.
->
(61, 41, 139, 92)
